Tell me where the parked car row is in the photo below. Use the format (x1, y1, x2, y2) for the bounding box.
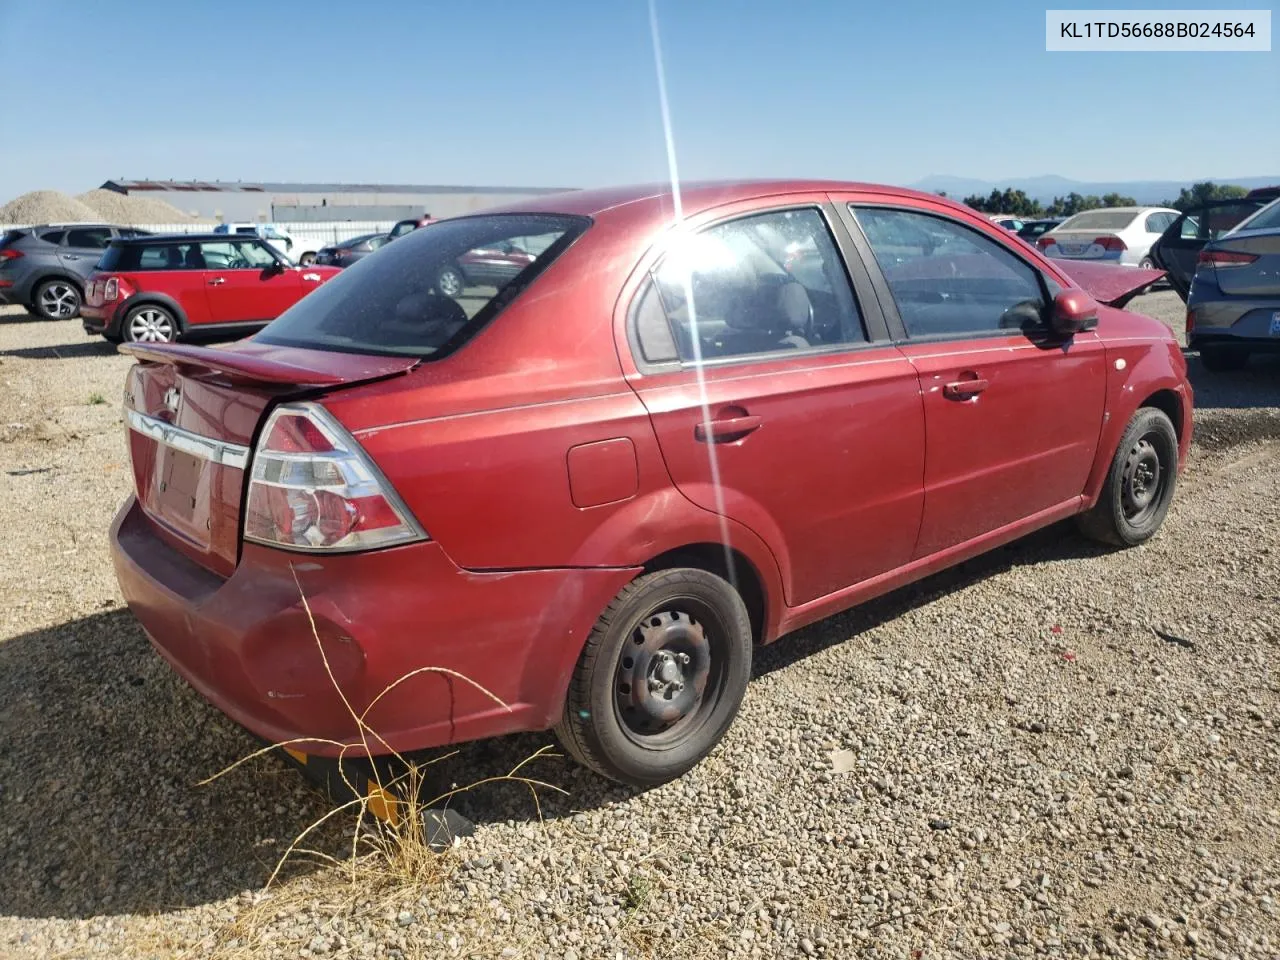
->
(0, 223, 150, 319)
(108, 179, 1193, 787)
(1150, 187, 1280, 370)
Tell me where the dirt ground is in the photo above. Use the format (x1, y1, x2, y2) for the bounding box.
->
(0, 293, 1277, 959)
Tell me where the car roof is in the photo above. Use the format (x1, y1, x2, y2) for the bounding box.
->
(472, 179, 986, 231)
(110, 232, 261, 244)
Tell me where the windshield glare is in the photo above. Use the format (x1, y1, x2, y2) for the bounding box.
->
(255, 214, 588, 357)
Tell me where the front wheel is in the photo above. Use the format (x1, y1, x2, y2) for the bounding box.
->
(1139, 256, 1155, 269)
(555, 568, 752, 787)
(298, 252, 316, 266)
(1077, 407, 1178, 547)
(123, 304, 177, 343)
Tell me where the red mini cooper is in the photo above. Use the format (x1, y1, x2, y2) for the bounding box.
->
(82, 234, 339, 343)
(110, 181, 1192, 787)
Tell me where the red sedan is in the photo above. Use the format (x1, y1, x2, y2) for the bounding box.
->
(110, 181, 1192, 787)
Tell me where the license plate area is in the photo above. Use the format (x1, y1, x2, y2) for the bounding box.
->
(150, 447, 212, 548)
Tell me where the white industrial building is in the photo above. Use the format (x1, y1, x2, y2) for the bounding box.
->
(98, 180, 575, 223)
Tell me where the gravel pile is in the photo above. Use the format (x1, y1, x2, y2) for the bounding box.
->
(0, 190, 100, 225)
(0, 293, 1277, 959)
(77, 188, 205, 224)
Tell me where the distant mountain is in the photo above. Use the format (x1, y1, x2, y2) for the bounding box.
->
(910, 174, 1280, 205)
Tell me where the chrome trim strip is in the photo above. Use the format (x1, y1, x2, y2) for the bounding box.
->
(125, 409, 251, 470)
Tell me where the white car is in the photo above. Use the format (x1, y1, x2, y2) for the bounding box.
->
(988, 214, 1026, 232)
(1036, 206, 1179, 268)
(211, 223, 320, 265)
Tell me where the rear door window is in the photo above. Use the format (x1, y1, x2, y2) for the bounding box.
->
(853, 206, 1046, 338)
(65, 227, 113, 249)
(255, 214, 588, 357)
(138, 244, 191, 270)
(38, 230, 66, 245)
(643, 207, 866, 363)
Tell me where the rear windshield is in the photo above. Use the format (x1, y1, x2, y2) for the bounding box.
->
(1059, 210, 1139, 231)
(1235, 198, 1280, 233)
(0, 229, 27, 248)
(255, 213, 589, 358)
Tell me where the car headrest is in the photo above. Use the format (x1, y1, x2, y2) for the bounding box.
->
(724, 280, 811, 332)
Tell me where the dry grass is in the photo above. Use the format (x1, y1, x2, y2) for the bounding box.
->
(197, 565, 568, 957)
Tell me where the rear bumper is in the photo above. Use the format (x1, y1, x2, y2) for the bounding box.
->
(81, 301, 122, 337)
(1187, 289, 1280, 347)
(111, 496, 637, 756)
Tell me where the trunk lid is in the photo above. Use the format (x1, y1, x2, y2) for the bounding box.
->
(121, 339, 417, 577)
(1051, 260, 1165, 308)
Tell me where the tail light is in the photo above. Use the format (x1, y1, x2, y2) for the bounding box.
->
(244, 403, 426, 552)
(1094, 236, 1127, 252)
(1186, 308, 1195, 335)
(104, 277, 120, 300)
(0, 249, 22, 262)
(1197, 249, 1257, 269)
(1036, 236, 1057, 250)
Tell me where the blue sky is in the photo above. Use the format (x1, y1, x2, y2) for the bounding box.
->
(0, 0, 1275, 196)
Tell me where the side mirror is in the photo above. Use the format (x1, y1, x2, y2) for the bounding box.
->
(1051, 290, 1099, 336)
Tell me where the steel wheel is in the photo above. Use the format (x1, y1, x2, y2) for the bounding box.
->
(556, 567, 752, 786)
(1076, 407, 1178, 548)
(614, 606, 720, 748)
(1120, 436, 1164, 524)
(125, 306, 176, 343)
(437, 266, 464, 297)
(34, 280, 80, 320)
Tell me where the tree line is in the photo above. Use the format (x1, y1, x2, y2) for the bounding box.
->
(947, 181, 1250, 219)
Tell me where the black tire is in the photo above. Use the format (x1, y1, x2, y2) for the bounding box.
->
(1077, 407, 1178, 547)
(122, 304, 178, 343)
(1139, 256, 1155, 269)
(1199, 344, 1250, 372)
(436, 265, 465, 297)
(554, 568, 752, 787)
(31, 278, 82, 321)
(298, 252, 316, 266)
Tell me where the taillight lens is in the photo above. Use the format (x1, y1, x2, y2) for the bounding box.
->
(104, 277, 120, 300)
(1094, 236, 1127, 252)
(1036, 235, 1057, 249)
(244, 403, 426, 552)
(1197, 249, 1258, 269)
(0, 248, 22, 262)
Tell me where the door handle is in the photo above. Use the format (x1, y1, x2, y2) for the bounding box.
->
(62, 255, 80, 260)
(942, 378, 989, 399)
(207, 277, 225, 285)
(694, 415, 763, 443)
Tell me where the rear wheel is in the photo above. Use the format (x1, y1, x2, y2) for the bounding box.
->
(123, 304, 177, 343)
(555, 568, 752, 787)
(1199, 344, 1250, 372)
(298, 252, 316, 266)
(32, 279, 81, 320)
(1077, 407, 1178, 547)
(1139, 256, 1155, 269)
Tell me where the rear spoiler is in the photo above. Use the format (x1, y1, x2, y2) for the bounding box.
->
(118, 341, 418, 387)
(1051, 261, 1166, 309)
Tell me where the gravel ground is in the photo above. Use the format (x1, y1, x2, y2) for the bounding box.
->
(1, 293, 1277, 960)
